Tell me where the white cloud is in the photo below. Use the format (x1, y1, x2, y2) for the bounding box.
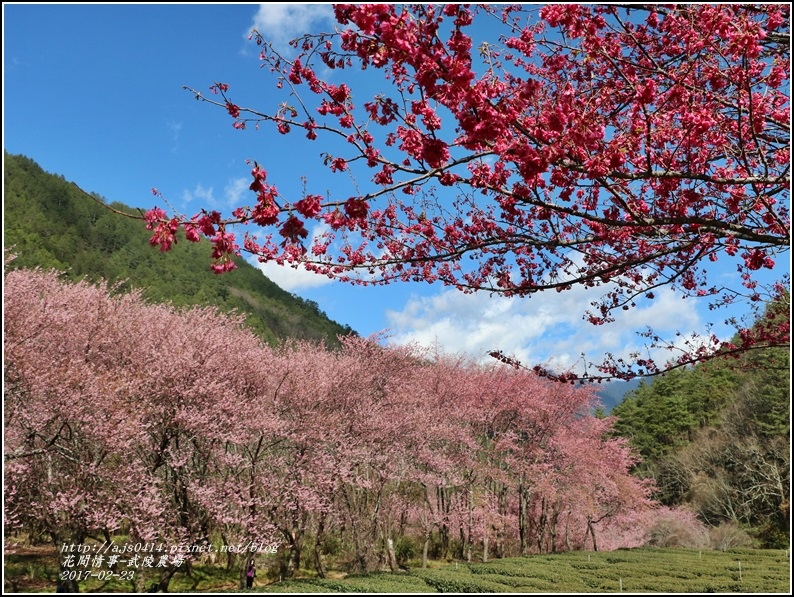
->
(182, 184, 216, 205)
(249, 4, 335, 51)
(224, 177, 249, 206)
(384, 284, 709, 376)
(256, 261, 334, 291)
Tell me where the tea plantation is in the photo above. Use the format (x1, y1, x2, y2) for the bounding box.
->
(259, 548, 790, 594)
(4, 547, 789, 593)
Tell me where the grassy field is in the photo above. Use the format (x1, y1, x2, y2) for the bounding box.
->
(4, 545, 790, 593)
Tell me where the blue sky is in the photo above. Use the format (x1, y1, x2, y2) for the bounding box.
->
(4, 4, 789, 385)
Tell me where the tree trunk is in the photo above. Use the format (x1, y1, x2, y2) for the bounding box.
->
(157, 565, 179, 592)
(466, 486, 473, 563)
(457, 524, 466, 560)
(220, 533, 238, 574)
(536, 497, 547, 553)
(287, 542, 300, 577)
(482, 535, 489, 563)
(496, 484, 507, 559)
(314, 516, 326, 579)
(422, 531, 430, 569)
(586, 518, 598, 552)
(280, 527, 302, 579)
(518, 483, 529, 556)
(438, 487, 450, 560)
(386, 538, 398, 572)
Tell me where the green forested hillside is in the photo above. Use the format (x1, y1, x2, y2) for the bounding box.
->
(611, 319, 790, 548)
(3, 152, 355, 346)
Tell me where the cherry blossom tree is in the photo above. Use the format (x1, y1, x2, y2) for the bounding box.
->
(4, 267, 281, 591)
(480, 369, 599, 554)
(4, 269, 165, 551)
(546, 416, 656, 552)
(320, 338, 449, 574)
(142, 3, 789, 380)
(400, 354, 482, 566)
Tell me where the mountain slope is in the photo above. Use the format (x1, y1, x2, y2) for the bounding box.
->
(3, 152, 355, 346)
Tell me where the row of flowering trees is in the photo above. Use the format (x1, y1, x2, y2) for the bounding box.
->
(6, 267, 666, 589)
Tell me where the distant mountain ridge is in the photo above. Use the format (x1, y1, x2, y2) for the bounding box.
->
(3, 152, 355, 346)
(596, 378, 642, 413)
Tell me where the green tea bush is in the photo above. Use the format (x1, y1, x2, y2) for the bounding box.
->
(340, 572, 434, 593)
(410, 568, 510, 593)
(469, 561, 542, 577)
(260, 580, 337, 592)
(469, 572, 559, 590)
(300, 578, 373, 592)
(471, 564, 563, 585)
